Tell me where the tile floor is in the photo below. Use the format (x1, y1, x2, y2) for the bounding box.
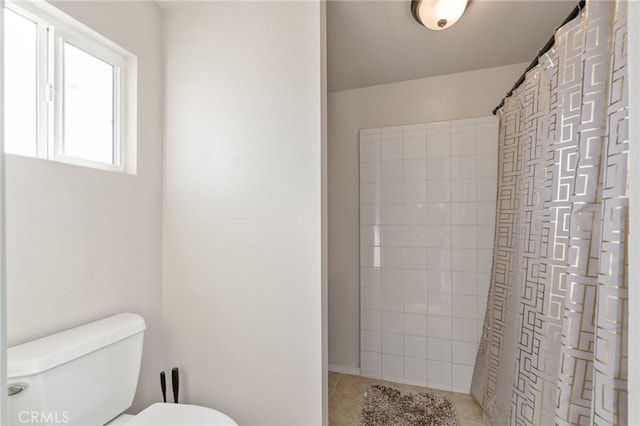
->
(328, 372, 483, 426)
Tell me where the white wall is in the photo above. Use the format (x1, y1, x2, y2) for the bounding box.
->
(328, 63, 527, 369)
(163, 2, 325, 425)
(5, 0, 164, 413)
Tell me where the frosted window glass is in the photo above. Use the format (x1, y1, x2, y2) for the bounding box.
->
(4, 8, 38, 157)
(63, 42, 115, 164)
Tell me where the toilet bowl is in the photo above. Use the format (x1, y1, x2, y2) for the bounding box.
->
(115, 403, 237, 425)
(7, 313, 237, 426)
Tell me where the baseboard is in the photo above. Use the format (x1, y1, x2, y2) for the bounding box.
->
(328, 363, 361, 376)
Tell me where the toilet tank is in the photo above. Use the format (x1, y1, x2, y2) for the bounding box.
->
(7, 313, 146, 426)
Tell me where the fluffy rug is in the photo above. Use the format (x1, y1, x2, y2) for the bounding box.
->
(360, 385, 458, 426)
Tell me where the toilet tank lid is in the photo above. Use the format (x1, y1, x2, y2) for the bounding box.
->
(8, 313, 146, 379)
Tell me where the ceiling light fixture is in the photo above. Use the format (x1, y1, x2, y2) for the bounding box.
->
(411, 0, 469, 30)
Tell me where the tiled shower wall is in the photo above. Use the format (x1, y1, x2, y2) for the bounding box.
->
(359, 117, 498, 393)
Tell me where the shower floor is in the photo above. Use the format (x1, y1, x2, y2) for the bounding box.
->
(328, 372, 483, 425)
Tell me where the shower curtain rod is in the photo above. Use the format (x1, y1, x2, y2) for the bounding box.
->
(492, 0, 586, 115)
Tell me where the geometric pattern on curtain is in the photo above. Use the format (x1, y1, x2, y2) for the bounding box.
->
(470, 1, 628, 424)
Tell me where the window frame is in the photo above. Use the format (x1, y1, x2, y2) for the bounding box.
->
(4, 0, 134, 174)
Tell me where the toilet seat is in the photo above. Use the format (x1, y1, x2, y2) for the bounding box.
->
(124, 403, 237, 426)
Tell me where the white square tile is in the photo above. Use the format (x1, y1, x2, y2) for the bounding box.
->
(451, 226, 476, 249)
(361, 351, 382, 376)
(451, 132, 477, 156)
(405, 291, 428, 314)
(451, 118, 476, 132)
(382, 247, 403, 268)
(477, 201, 496, 225)
(427, 337, 451, 362)
(360, 139, 381, 162)
(451, 179, 477, 202)
(381, 139, 403, 160)
(404, 313, 428, 336)
(381, 226, 404, 247)
(477, 249, 493, 273)
(404, 269, 427, 292)
(361, 128, 381, 137)
(427, 270, 452, 293)
(451, 249, 477, 272)
(405, 225, 427, 247)
(381, 268, 404, 290)
(477, 273, 491, 297)
(380, 160, 404, 182)
(427, 248, 451, 271)
(452, 365, 474, 391)
(426, 203, 451, 225)
(452, 271, 477, 295)
(477, 178, 497, 201)
(403, 247, 427, 270)
(404, 357, 428, 385)
(380, 204, 404, 225)
(452, 294, 477, 319)
(360, 225, 381, 247)
(427, 181, 451, 202)
(427, 315, 451, 339)
(382, 290, 404, 312)
(382, 354, 404, 380)
(428, 360, 452, 387)
(404, 159, 427, 181)
(362, 309, 382, 331)
(476, 153, 497, 178)
(427, 134, 451, 158)
(452, 341, 478, 366)
(360, 162, 381, 183)
(426, 157, 452, 180)
(476, 116, 497, 130)
(425, 225, 451, 248)
(382, 311, 404, 334)
(361, 288, 382, 310)
(360, 183, 380, 204)
(361, 330, 381, 352)
(403, 136, 427, 159)
(361, 246, 382, 268)
(360, 204, 381, 225)
(381, 125, 403, 136)
(477, 297, 487, 320)
(477, 130, 499, 154)
(476, 225, 495, 248)
(452, 318, 478, 342)
(382, 333, 404, 355)
(404, 335, 427, 359)
(381, 182, 403, 204)
(426, 120, 450, 134)
(477, 321, 484, 342)
(451, 156, 477, 179)
(404, 181, 427, 203)
(361, 267, 382, 289)
(427, 292, 452, 317)
(451, 203, 477, 225)
(403, 123, 427, 135)
(404, 203, 428, 225)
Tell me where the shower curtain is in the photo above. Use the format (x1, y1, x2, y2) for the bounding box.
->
(470, 1, 628, 425)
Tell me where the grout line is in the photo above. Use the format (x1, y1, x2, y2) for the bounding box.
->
(328, 373, 343, 402)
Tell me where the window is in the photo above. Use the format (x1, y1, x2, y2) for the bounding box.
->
(3, 1, 135, 173)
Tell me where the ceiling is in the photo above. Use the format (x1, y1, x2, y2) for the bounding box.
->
(327, 0, 577, 92)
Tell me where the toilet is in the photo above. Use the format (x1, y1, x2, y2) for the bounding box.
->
(7, 313, 237, 426)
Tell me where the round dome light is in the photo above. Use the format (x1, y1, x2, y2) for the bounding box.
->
(411, 0, 469, 31)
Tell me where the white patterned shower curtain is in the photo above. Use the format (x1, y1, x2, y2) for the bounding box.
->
(470, 1, 628, 425)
